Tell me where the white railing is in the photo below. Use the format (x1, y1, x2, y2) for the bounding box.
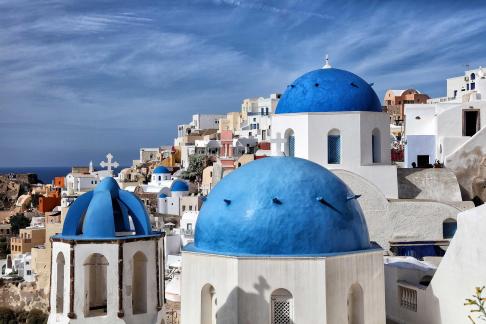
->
(399, 285, 417, 312)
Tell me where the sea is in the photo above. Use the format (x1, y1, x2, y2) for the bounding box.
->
(0, 166, 127, 184)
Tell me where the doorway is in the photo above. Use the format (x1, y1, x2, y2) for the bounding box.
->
(417, 155, 429, 168)
(463, 110, 480, 136)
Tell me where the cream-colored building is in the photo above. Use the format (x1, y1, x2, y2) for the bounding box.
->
(218, 112, 241, 133)
(10, 227, 45, 255)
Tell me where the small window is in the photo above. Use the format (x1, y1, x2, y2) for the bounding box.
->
(443, 218, 457, 239)
(328, 129, 341, 164)
(471, 83, 475, 90)
(271, 289, 293, 324)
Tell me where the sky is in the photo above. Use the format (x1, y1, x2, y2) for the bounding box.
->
(1, 0, 486, 167)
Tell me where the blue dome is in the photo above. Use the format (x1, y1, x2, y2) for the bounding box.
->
(275, 68, 382, 114)
(189, 157, 371, 256)
(58, 177, 154, 240)
(171, 180, 189, 192)
(159, 193, 168, 198)
(153, 166, 170, 174)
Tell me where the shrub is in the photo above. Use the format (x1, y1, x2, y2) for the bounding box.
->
(26, 309, 48, 324)
(0, 307, 16, 324)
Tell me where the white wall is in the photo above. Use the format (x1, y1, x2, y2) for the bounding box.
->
(48, 238, 165, 324)
(333, 170, 473, 251)
(422, 204, 486, 324)
(272, 111, 398, 198)
(404, 135, 436, 167)
(181, 250, 385, 324)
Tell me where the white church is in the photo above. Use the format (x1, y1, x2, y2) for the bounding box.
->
(271, 58, 398, 198)
(181, 157, 386, 324)
(48, 177, 165, 324)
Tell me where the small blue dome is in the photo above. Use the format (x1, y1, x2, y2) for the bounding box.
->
(275, 68, 382, 114)
(153, 166, 170, 174)
(189, 157, 371, 256)
(171, 180, 189, 192)
(58, 177, 153, 239)
(159, 193, 168, 198)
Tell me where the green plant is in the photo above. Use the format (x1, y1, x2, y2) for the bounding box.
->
(180, 154, 209, 183)
(9, 213, 30, 235)
(0, 307, 16, 324)
(26, 309, 48, 324)
(30, 194, 40, 209)
(465, 286, 486, 323)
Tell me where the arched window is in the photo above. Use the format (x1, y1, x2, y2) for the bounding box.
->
(347, 283, 364, 324)
(56, 252, 65, 314)
(328, 129, 341, 164)
(271, 288, 293, 324)
(84, 253, 108, 317)
(471, 73, 476, 80)
(201, 284, 217, 324)
(443, 218, 457, 239)
(285, 129, 295, 157)
(372, 128, 381, 163)
(132, 251, 148, 314)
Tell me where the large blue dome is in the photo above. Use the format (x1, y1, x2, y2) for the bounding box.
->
(57, 177, 155, 240)
(188, 157, 371, 256)
(275, 68, 382, 114)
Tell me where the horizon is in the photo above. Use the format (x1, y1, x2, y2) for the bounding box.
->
(2, 0, 486, 167)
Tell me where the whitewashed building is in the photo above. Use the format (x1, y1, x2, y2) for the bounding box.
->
(271, 60, 398, 198)
(404, 66, 486, 201)
(182, 157, 386, 324)
(384, 203, 486, 324)
(48, 178, 165, 324)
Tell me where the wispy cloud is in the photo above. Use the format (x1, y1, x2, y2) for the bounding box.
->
(1, 0, 486, 166)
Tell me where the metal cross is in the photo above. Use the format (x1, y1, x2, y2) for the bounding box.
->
(271, 132, 286, 156)
(100, 153, 119, 171)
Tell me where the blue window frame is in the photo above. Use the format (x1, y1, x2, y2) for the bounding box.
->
(288, 135, 295, 157)
(328, 135, 341, 164)
(443, 220, 457, 239)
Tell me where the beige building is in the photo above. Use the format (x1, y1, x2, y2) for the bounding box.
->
(10, 227, 45, 255)
(219, 112, 241, 133)
(384, 89, 429, 124)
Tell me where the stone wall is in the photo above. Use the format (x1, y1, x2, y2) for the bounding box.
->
(445, 127, 486, 203)
(397, 168, 463, 202)
(0, 281, 49, 312)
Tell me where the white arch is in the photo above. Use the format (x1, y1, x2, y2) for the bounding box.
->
(347, 283, 364, 324)
(284, 129, 295, 157)
(328, 128, 341, 164)
(201, 283, 217, 324)
(372, 128, 381, 163)
(56, 252, 65, 314)
(84, 253, 109, 317)
(132, 251, 148, 314)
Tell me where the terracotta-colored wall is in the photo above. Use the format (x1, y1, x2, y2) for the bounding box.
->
(38, 196, 61, 213)
(54, 177, 65, 188)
